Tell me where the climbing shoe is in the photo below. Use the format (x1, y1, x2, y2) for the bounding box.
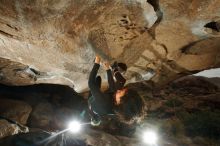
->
(91, 117, 101, 126)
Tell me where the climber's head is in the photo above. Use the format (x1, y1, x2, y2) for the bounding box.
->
(115, 88, 128, 105)
(114, 89, 146, 125)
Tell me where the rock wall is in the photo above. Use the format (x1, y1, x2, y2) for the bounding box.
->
(0, 0, 220, 92)
(0, 98, 32, 125)
(0, 76, 219, 145)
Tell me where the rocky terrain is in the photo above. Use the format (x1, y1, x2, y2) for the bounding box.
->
(0, 0, 220, 92)
(0, 76, 219, 146)
(0, 0, 220, 145)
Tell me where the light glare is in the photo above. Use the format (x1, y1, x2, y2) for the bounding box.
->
(143, 130, 158, 145)
(68, 120, 81, 133)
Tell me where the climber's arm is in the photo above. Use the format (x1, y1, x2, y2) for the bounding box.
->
(104, 62, 116, 92)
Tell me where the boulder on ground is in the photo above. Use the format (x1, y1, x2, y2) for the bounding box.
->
(0, 119, 28, 139)
(0, 98, 32, 125)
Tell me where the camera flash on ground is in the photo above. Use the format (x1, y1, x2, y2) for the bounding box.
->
(68, 120, 81, 133)
(143, 130, 158, 145)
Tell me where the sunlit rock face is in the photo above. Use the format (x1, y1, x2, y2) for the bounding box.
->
(0, 0, 220, 92)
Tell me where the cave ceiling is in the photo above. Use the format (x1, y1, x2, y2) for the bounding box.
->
(0, 0, 220, 92)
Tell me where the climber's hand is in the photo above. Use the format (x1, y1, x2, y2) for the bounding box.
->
(95, 56, 101, 64)
(103, 61, 110, 70)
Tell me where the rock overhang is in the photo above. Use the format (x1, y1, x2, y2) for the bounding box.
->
(0, 0, 219, 92)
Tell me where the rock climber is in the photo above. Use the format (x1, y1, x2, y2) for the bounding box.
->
(88, 55, 145, 126)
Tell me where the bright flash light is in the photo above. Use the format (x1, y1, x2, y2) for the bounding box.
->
(68, 120, 81, 133)
(143, 130, 158, 145)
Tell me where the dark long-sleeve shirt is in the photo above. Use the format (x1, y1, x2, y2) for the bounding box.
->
(88, 63, 115, 116)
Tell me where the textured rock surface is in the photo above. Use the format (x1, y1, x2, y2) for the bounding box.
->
(0, 129, 150, 146)
(0, 120, 28, 139)
(28, 102, 54, 129)
(138, 76, 220, 145)
(0, 98, 32, 125)
(29, 103, 80, 130)
(0, 0, 220, 92)
(0, 76, 219, 145)
(0, 84, 87, 131)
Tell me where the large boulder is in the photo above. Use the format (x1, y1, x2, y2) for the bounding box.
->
(0, 129, 142, 146)
(0, 0, 219, 92)
(0, 98, 32, 125)
(0, 76, 219, 145)
(0, 120, 28, 139)
(28, 102, 54, 130)
(28, 103, 82, 130)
